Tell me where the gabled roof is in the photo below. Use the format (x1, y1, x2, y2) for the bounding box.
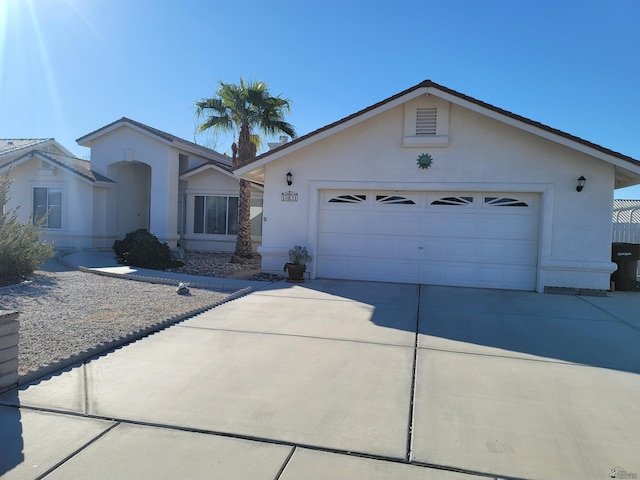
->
(234, 80, 640, 188)
(179, 162, 265, 192)
(76, 117, 231, 167)
(179, 160, 234, 180)
(37, 151, 115, 184)
(0, 150, 115, 185)
(0, 138, 54, 156)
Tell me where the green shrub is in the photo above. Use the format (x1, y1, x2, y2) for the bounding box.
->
(113, 228, 148, 258)
(0, 175, 54, 284)
(113, 229, 183, 270)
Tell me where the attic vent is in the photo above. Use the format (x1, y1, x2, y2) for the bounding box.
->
(416, 107, 437, 135)
(41, 160, 52, 169)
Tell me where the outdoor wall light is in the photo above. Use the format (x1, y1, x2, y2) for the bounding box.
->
(286, 171, 293, 186)
(576, 175, 586, 192)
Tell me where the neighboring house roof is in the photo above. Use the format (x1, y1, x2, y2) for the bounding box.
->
(0, 138, 53, 155)
(1, 138, 82, 163)
(613, 200, 640, 223)
(0, 149, 115, 185)
(234, 80, 640, 188)
(76, 117, 232, 167)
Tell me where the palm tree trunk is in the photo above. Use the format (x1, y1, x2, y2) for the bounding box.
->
(234, 122, 254, 258)
(234, 178, 253, 257)
(237, 122, 253, 165)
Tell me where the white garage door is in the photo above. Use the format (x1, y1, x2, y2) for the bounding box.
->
(317, 190, 540, 290)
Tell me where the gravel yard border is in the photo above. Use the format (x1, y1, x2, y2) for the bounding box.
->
(18, 287, 250, 387)
(1, 253, 260, 386)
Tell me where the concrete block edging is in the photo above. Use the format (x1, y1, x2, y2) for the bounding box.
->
(17, 287, 253, 387)
(0, 310, 19, 393)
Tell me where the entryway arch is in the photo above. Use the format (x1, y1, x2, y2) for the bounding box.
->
(114, 161, 151, 235)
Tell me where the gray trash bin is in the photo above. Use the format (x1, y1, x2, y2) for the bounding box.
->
(611, 243, 640, 291)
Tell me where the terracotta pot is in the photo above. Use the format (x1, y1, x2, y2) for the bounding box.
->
(285, 263, 306, 283)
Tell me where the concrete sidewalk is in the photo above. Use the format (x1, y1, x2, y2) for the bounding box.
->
(58, 250, 269, 291)
(1, 278, 639, 479)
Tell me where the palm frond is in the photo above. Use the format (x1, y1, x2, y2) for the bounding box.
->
(196, 115, 233, 133)
(249, 134, 264, 151)
(195, 78, 297, 150)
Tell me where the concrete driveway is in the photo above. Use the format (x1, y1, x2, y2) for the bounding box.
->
(1, 280, 639, 479)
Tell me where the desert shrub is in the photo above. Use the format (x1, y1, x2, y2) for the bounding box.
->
(113, 228, 148, 258)
(113, 229, 182, 269)
(0, 175, 54, 284)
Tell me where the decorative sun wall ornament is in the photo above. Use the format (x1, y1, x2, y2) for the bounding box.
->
(417, 153, 433, 170)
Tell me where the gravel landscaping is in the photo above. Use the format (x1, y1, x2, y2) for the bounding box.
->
(0, 252, 274, 381)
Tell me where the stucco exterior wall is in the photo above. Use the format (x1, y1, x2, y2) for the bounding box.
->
(4, 157, 98, 248)
(258, 98, 616, 291)
(89, 127, 183, 247)
(182, 168, 262, 252)
(90, 186, 112, 248)
(86, 125, 243, 250)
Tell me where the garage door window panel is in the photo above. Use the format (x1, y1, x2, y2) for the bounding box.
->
(376, 195, 416, 205)
(328, 194, 367, 203)
(484, 197, 529, 207)
(431, 196, 474, 206)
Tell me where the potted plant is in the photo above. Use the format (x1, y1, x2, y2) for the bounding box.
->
(283, 245, 312, 283)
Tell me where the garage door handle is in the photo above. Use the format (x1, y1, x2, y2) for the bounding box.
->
(418, 247, 424, 250)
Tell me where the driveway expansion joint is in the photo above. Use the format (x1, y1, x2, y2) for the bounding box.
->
(578, 295, 640, 333)
(409, 460, 532, 480)
(178, 325, 415, 349)
(33, 421, 120, 480)
(406, 284, 421, 462)
(273, 446, 296, 480)
(11, 403, 510, 479)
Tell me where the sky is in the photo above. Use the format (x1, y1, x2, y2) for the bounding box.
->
(1, 0, 639, 198)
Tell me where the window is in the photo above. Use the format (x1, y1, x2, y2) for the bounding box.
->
(431, 196, 474, 206)
(376, 195, 415, 205)
(33, 187, 62, 228)
(250, 197, 263, 236)
(194, 196, 238, 235)
(484, 197, 528, 207)
(328, 194, 366, 203)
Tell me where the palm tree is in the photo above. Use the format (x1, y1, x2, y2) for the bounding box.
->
(195, 79, 296, 259)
